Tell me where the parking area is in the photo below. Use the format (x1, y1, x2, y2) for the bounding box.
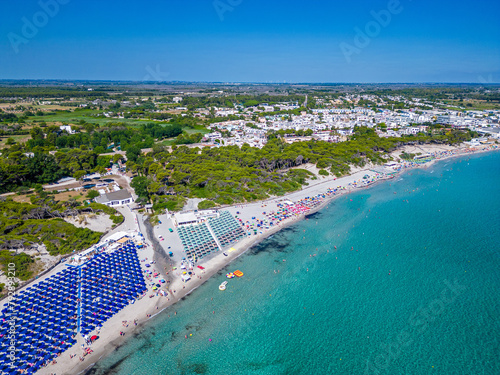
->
(152, 214, 186, 266)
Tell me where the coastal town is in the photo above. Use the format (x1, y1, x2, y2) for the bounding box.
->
(2, 86, 499, 152)
(205, 94, 500, 148)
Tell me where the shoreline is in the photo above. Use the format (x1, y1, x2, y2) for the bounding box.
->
(31, 143, 499, 375)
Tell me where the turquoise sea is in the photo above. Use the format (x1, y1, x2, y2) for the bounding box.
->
(89, 152, 500, 375)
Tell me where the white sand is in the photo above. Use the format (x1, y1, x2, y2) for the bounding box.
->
(390, 143, 459, 161)
(64, 213, 114, 233)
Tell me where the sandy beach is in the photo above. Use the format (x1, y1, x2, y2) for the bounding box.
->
(4, 142, 497, 375)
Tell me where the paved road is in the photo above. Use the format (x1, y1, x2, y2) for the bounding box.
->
(102, 205, 138, 240)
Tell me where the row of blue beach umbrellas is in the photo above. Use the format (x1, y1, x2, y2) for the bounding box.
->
(0, 242, 146, 374)
(79, 245, 146, 335)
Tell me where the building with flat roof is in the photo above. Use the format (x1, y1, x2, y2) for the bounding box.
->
(173, 209, 221, 227)
(94, 189, 134, 207)
(173, 212, 198, 227)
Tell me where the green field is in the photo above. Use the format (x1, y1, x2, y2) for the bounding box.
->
(156, 126, 210, 146)
(443, 100, 500, 111)
(25, 109, 215, 135)
(0, 134, 30, 148)
(27, 109, 163, 127)
(184, 125, 210, 134)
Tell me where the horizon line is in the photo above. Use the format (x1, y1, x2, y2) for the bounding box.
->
(0, 79, 499, 86)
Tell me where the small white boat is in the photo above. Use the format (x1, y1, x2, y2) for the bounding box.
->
(219, 281, 228, 291)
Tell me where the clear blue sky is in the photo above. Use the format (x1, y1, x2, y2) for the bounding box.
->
(1, 0, 499, 82)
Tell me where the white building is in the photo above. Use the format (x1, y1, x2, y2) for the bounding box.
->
(60, 125, 75, 134)
(94, 189, 134, 207)
(436, 115, 461, 126)
(173, 210, 220, 227)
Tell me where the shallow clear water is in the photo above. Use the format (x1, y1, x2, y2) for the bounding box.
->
(89, 152, 500, 375)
